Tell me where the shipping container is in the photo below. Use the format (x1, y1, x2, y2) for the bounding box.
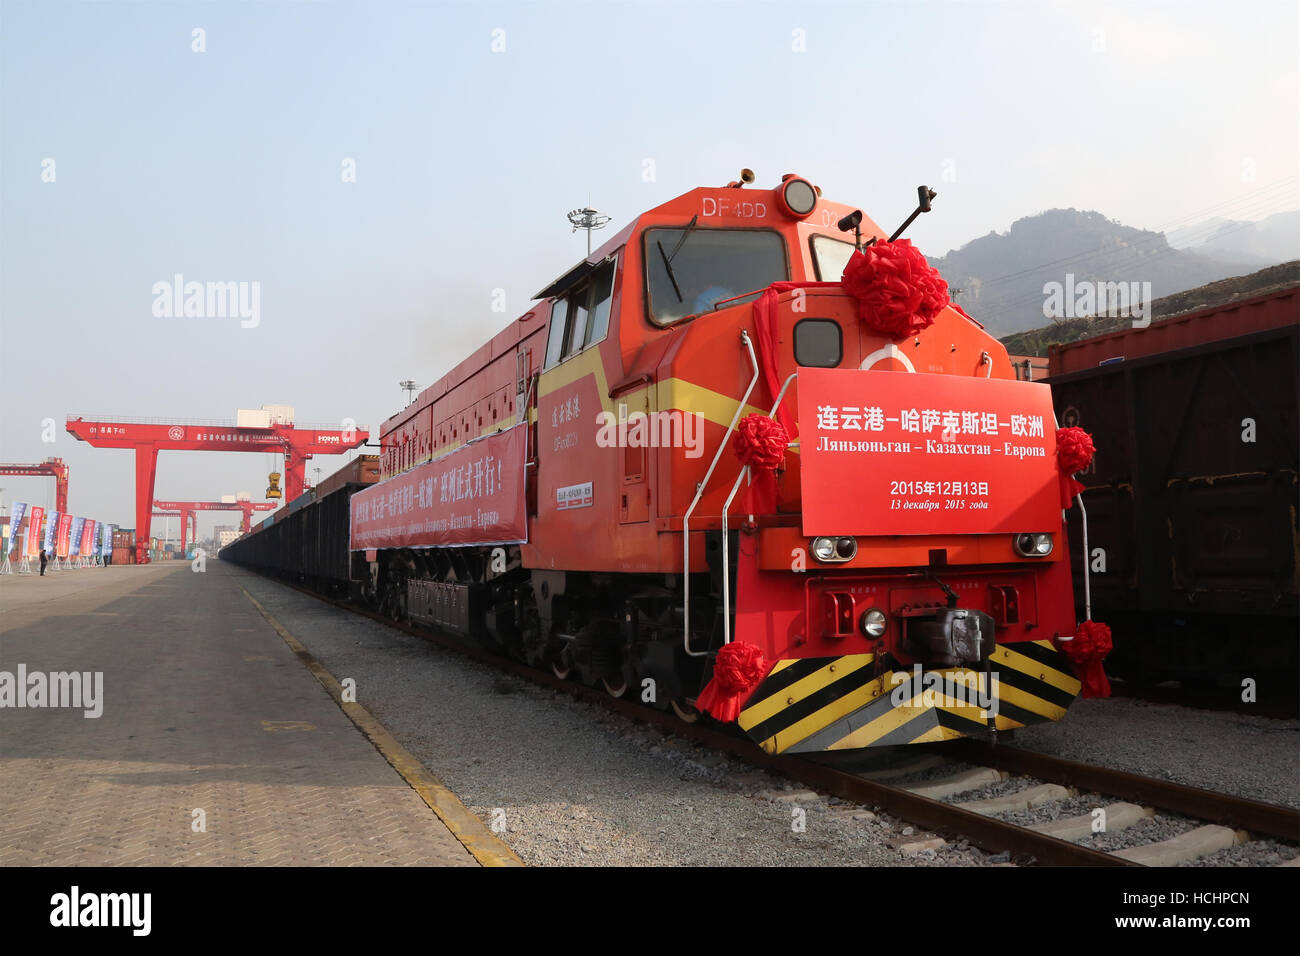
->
(315, 454, 381, 500)
(288, 488, 316, 513)
(1048, 286, 1299, 376)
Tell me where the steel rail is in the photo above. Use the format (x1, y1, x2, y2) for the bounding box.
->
(943, 739, 1300, 843)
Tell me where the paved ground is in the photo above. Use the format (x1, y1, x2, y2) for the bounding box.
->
(0, 561, 476, 866)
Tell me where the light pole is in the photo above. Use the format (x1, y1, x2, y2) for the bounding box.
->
(567, 207, 611, 256)
(400, 380, 418, 406)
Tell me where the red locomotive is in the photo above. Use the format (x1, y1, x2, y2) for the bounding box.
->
(241, 170, 1094, 753)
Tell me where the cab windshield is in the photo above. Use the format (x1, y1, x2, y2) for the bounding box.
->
(811, 234, 857, 281)
(644, 227, 787, 326)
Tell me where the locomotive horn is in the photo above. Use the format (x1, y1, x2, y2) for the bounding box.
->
(727, 168, 756, 188)
(888, 185, 938, 242)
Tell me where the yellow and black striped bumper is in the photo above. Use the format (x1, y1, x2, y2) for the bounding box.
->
(737, 640, 1080, 753)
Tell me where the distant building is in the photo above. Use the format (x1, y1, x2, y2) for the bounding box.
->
(216, 526, 241, 549)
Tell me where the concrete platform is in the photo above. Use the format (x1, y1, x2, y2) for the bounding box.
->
(0, 561, 494, 866)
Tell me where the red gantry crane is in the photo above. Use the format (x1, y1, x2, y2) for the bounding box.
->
(66, 408, 368, 563)
(153, 499, 276, 554)
(152, 510, 196, 552)
(0, 457, 69, 513)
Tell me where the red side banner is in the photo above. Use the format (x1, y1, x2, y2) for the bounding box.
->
(350, 424, 528, 551)
(797, 368, 1061, 536)
(26, 507, 44, 557)
(57, 513, 73, 558)
(79, 519, 95, 555)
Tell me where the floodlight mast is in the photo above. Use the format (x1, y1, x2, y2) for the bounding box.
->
(567, 207, 611, 256)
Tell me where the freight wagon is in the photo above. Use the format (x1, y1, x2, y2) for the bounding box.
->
(1046, 286, 1299, 691)
(222, 456, 373, 598)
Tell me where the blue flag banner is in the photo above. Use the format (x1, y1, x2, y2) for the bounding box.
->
(9, 502, 27, 554)
(69, 516, 85, 556)
(44, 511, 59, 555)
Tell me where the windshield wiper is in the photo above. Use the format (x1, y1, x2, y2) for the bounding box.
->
(657, 215, 699, 303)
(657, 240, 684, 302)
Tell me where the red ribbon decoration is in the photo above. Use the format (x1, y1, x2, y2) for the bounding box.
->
(1056, 620, 1113, 698)
(841, 239, 950, 339)
(1056, 426, 1096, 509)
(695, 640, 770, 722)
(751, 281, 839, 437)
(732, 413, 789, 515)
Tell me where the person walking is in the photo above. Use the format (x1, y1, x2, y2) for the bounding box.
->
(39, 549, 48, 576)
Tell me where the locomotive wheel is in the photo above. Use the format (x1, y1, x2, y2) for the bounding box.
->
(602, 676, 628, 698)
(670, 698, 699, 723)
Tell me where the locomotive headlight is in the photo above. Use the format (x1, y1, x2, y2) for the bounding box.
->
(779, 177, 818, 218)
(1014, 533, 1054, 557)
(811, 535, 856, 563)
(861, 608, 887, 638)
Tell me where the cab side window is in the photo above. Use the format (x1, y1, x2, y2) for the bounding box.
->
(544, 260, 616, 369)
(544, 299, 569, 370)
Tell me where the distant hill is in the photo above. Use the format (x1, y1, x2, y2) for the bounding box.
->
(1165, 209, 1300, 265)
(929, 208, 1274, 336)
(999, 260, 1300, 357)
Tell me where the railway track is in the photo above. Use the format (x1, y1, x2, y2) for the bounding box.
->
(258, 570, 1300, 867)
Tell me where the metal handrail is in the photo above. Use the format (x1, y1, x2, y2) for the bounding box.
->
(682, 330, 760, 658)
(1053, 408, 1092, 633)
(1078, 495, 1091, 621)
(716, 371, 799, 646)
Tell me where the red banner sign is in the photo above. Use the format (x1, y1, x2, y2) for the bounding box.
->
(797, 368, 1061, 536)
(26, 507, 44, 557)
(57, 513, 73, 558)
(79, 519, 95, 556)
(350, 424, 528, 550)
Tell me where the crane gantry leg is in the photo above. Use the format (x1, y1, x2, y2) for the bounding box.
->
(134, 445, 158, 565)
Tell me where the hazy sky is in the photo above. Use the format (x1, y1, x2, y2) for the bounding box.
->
(2, 0, 1297, 540)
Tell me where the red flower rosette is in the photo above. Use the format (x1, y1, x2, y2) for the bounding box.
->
(732, 413, 789, 515)
(841, 239, 949, 339)
(1056, 620, 1112, 698)
(1056, 426, 1096, 509)
(695, 640, 770, 722)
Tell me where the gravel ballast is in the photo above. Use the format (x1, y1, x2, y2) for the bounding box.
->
(229, 567, 973, 866)
(1008, 698, 1299, 808)
(225, 565, 1297, 866)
